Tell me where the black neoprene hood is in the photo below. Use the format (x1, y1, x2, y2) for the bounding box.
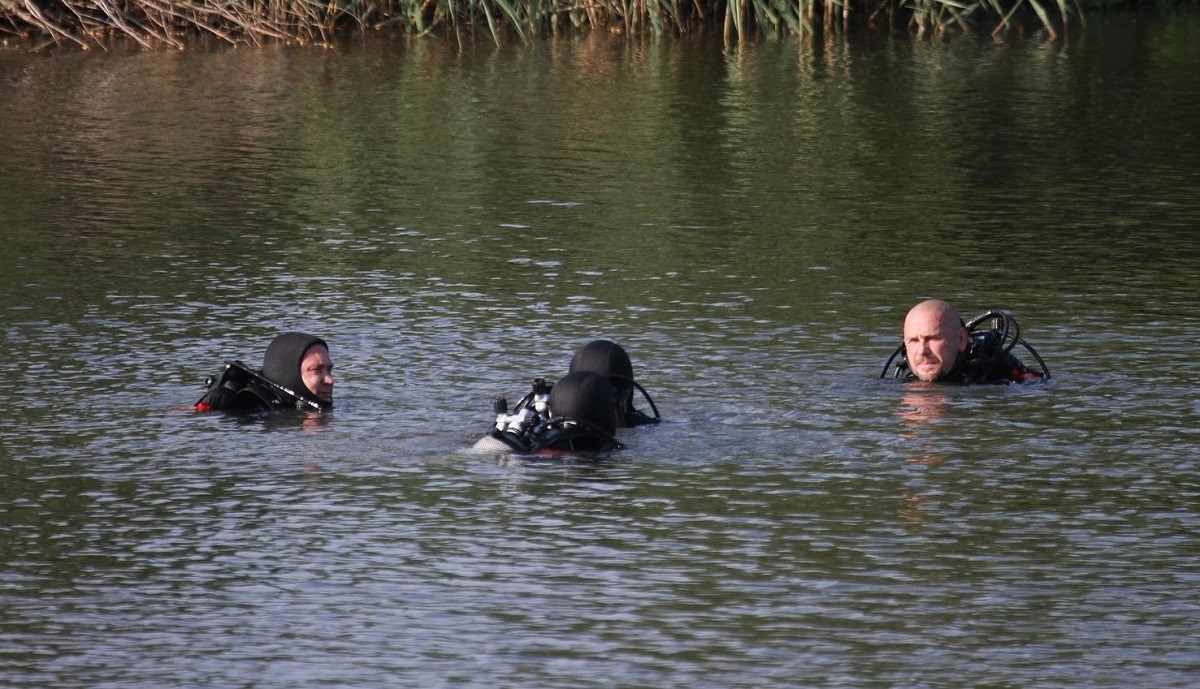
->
(548, 371, 618, 437)
(569, 340, 634, 386)
(262, 332, 329, 401)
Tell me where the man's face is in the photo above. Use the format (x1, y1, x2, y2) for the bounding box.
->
(903, 309, 966, 382)
(300, 345, 334, 401)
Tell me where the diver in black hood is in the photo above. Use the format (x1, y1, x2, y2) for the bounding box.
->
(471, 371, 623, 455)
(568, 339, 660, 427)
(195, 332, 335, 413)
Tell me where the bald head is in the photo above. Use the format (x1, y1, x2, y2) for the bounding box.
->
(905, 299, 961, 333)
(902, 299, 968, 381)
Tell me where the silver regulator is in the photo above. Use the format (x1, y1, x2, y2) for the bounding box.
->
(492, 378, 553, 441)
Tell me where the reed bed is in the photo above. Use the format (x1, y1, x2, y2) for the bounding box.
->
(1, 0, 1082, 49)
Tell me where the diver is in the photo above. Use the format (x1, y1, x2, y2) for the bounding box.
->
(568, 339, 660, 426)
(470, 371, 624, 455)
(194, 331, 335, 413)
(881, 299, 1050, 384)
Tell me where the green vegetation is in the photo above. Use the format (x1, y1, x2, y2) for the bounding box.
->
(0, 0, 1089, 49)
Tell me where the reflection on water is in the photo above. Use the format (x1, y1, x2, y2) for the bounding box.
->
(3, 13, 1200, 689)
(897, 387, 951, 428)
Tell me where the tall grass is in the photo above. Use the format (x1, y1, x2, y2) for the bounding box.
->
(0, 0, 1083, 49)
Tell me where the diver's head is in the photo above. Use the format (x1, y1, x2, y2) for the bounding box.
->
(569, 339, 634, 381)
(569, 339, 636, 402)
(263, 332, 334, 403)
(903, 300, 967, 382)
(548, 371, 618, 439)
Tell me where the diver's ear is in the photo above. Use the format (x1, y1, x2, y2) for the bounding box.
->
(957, 325, 969, 352)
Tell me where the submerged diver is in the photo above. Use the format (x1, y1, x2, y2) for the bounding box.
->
(881, 299, 1050, 384)
(568, 339, 660, 426)
(470, 371, 623, 455)
(195, 331, 335, 412)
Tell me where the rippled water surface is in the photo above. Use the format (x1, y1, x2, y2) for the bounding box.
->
(2, 13, 1200, 688)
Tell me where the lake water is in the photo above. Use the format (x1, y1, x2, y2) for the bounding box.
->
(2, 12, 1200, 688)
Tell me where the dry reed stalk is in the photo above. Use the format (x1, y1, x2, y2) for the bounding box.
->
(12, 0, 90, 46)
(0, 0, 1082, 48)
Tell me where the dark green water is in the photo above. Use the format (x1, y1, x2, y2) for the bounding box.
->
(2, 13, 1199, 688)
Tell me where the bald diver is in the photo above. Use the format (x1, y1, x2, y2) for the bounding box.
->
(881, 300, 1050, 384)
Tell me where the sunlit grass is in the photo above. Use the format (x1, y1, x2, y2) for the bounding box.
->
(1, 0, 1086, 49)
